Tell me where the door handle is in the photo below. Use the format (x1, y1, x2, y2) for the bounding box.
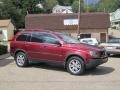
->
(43, 46, 47, 48)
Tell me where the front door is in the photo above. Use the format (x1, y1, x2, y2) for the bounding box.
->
(26, 33, 64, 62)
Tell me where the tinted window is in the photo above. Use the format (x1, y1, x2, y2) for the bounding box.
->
(31, 34, 44, 43)
(16, 34, 27, 41)
(31, 33, 59, 44)
(26, 34, 31, 42)
(42, 34, 59, 44)
(58, 34, 80, 44)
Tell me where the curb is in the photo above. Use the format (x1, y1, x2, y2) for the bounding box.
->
(0, 53, 10, 60)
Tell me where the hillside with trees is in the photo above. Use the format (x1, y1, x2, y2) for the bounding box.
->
(0, 0, 120, 29)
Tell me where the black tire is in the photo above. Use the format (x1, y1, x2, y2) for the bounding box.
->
(15, 52, 29, 67)
(66, 56, 85, 75)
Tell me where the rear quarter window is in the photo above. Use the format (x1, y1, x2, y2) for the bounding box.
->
(16, 34, 27, 41)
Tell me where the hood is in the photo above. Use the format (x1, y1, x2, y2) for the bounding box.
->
(68, 43, 103, 51)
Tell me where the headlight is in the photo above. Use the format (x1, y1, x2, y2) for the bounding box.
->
(89, 51, 99, 58)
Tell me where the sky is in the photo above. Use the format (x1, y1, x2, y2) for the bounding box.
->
(84, 0, 100, 4)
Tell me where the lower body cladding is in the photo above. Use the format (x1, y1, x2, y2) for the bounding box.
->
(85, 57, 108, 69)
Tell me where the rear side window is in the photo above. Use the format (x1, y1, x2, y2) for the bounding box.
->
(16, 33, 31, 42)
(31, 33, 59, 44)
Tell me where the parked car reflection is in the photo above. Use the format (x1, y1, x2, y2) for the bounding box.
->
(100, 38, 120, 56)
(79, 38, 99, 46)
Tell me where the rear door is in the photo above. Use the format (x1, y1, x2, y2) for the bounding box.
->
(25, 33, 45, 60)
(15, 33, 28, 52)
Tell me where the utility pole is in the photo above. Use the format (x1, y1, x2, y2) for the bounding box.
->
(86, 0, 89, 12)
(77, 0, 81, 39)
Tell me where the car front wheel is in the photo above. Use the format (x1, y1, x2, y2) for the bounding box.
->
(15, 52, 28, 67)
(66, 56, 85, 75)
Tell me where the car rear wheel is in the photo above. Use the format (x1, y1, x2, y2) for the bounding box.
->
(15, 52, 28, 67)
(66, 56, 85, 75)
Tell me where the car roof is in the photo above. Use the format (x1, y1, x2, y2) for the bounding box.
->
(16, 29, 65, 36)
(22, 29, 51, 33)
(17, 29, 54, 34)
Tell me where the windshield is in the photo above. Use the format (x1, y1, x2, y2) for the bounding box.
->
(57, 34, 80, 44)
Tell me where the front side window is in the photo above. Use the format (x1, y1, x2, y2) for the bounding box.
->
(58, 34, 80, 44)
(42, 34, 59, 44)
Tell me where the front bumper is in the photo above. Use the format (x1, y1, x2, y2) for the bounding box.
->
(86, 57, 108, 69)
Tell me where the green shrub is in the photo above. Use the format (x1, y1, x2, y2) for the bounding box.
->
(0, 44, 8, 55)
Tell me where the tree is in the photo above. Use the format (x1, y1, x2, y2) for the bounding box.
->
(84, 4, 97, 12)
(57, 0, 73, 6)
(44, 0, 58, 13)
(72, 0, 79, 13)
(0, 0, 24, 28)
(72, 0, 85, 13)
(96, 0, 120, 12)
(0, 0, 44, 29)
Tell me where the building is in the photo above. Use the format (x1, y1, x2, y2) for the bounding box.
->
(52, 5, 73, 14)
(25, 13, 110, 42)
(0, 19, 15, 41)
(110, 9, 120, 29)
(108, 28, 120, 38)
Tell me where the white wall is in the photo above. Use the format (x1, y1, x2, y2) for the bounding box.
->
(0, 27, 7, 41)
(7, 22, 14, 40)
(0, 22, 14, 41)
(109, 28, 120, 38)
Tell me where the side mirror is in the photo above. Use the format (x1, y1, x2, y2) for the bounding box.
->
(54, 41, 62, 46)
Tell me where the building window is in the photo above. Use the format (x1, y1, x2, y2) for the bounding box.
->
(0, 31, 2, 34)
(80, 34, 91, 39)
(115, 22, 118, 24)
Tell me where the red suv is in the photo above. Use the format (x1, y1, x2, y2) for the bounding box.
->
(10, 30, 108, 75)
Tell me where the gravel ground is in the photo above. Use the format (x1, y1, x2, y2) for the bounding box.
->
(0, 56, 120, 90)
